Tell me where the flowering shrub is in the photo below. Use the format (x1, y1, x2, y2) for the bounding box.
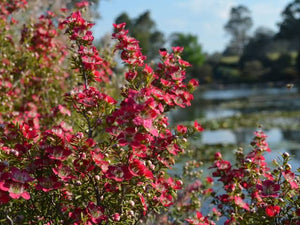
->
(0, 1, 202, 224)
(0, 1, 299, 225)
(183, 130, 300, 225)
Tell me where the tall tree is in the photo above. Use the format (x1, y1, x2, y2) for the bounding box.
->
(170, 33, 205, 79)
(224, 5, 253, 56)
(277, 0, 300, 75)
(115, 11, 165, 62)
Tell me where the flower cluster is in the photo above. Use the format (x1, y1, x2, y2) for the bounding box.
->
(158, 130, 299, 225)
(63, 10, 112, 84)
(0, 4, 202, 224)
(205, 130, 300, 224)
(0, 0, 27, 22)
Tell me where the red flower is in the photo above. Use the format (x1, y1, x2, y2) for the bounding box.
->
(10, 167, 34, 183)
(75, 1, 89, 8)
(106, 165, 132, 182)
(159, 192, 174, 207)
(177, 124, 187, 134)
(20, 123, 38, 139)
(129, 159, 153, 179)
(35, 175, 62, 192)
(0, 190, 10, 204)
(265, 205, 280, 217)
(256, 180, 280, 197)
(206, 176, 214, 184)
(52, 163, 76, 182)
(138, 193, 147, 215)
(194, 120, 204, 132)
(86, 202, 107, 223)
(188, 79, 199, 89)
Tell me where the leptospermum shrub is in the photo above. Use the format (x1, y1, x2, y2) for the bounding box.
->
(182, 130, 300, 225)
(0, 1, 202, 224)
(1, 1, 299, 225)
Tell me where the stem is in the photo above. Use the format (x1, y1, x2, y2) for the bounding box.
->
(82, 111, 93, 138)
(6, 215, 13, 225)
(83, 70, 89, 90)
(75, 41, 89, 90)
(89, 174, 101, 207)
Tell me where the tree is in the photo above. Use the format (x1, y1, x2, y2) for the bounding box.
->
(242, 27, 274, 61)
(224, 5, 253, 56)
(277, 0, 300, 76)
(170, 33, 205, 79)
(115, 11, 165, 62)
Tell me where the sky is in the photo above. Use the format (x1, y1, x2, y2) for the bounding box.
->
(92, 0, 291, 54)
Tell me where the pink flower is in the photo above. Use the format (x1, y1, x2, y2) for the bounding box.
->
(2, 181, 30, 200)
(172, 46, 184, 53)
(75, 1, 89, 8)
(234, 196, 250, 211)
(112, 213, 120, 221)
(138, 193, 147, 215)
(282, 170, 298, 189)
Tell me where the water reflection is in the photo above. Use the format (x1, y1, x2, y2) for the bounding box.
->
(202, 130, 236, 144)
(202, 87, 298, 100)
(200, 128, 300, 168)
(171, 86, 300, 167)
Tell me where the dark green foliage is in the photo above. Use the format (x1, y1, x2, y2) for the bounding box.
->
(277, 0, 300, 75)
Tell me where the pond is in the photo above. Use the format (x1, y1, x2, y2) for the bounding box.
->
(170, 85, 300, 171)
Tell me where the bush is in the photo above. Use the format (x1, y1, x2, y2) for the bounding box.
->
(0, 1, 299, 225)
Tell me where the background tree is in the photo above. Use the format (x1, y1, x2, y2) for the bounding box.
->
(170, 33, 205, 80)
(277, 0, 300, 77)
(240, 27, 275, 65)
(224, 5, 253, 56)
(115, 11, 165, 62)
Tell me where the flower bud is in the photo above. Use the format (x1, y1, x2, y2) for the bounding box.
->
(129, 200, 135, 207)
(285, 164, 292, 171)
(283, 152, 290, 158)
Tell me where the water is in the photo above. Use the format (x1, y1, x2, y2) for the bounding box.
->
(171, 85, 300, 170)
(202, 87, 298, 100)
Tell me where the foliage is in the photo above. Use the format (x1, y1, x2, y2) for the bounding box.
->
(277, 0, 300, 74)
